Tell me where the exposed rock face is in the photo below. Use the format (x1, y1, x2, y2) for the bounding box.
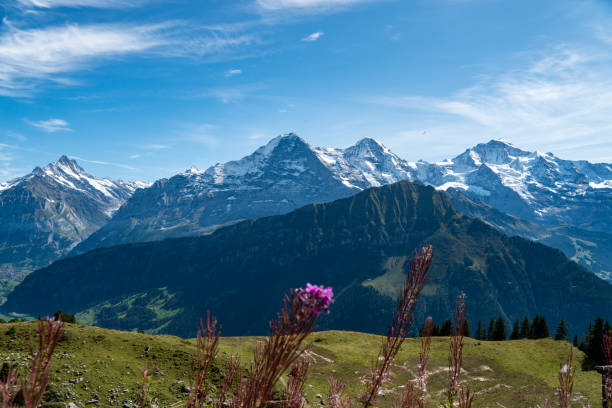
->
(0, 156, 145, 280)
(5, 181, 612, 337)
(71, 135, 612, 282)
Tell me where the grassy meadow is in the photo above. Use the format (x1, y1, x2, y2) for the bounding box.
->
(0, 322, 602, 407)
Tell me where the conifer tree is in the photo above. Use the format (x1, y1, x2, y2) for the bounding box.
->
(573, 335, 579, 347)
(510, 320, 520, 340)
(488, 319, 495, 340)
(462, 320, 471, 338)
(520, 316, 530, 339)
(440, 319, 452, 336)
(493, 317, 507, 341)
(554, 319, 568, 341)
(476, 320, 484, 340)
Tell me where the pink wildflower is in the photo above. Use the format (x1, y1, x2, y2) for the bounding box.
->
(298, 283, 334, 315)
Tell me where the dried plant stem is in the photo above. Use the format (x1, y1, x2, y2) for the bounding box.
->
(558, 347, 575, 408)
(284, 358, 310, 408)
(21, 317, 65, 408)
(214, 356, 240, 408)
(0, 364, 19, 408)
(328, 378, 349, 408)
(361, 246, 433, 408)
(236, 290, 320, 408)
(187, 312, 221, 408)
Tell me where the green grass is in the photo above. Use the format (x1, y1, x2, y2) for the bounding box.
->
(0, 322, 601, 407)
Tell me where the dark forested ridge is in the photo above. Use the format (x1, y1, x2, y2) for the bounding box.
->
(4, 181, 611, 337)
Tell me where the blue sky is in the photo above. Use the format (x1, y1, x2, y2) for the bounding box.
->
(1, 0, 612, 182)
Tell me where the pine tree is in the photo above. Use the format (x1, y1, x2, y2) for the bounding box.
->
(488, 319, 495, 340)
(462, 320, 471, 338)
(539, 316, 550, 338)
(493, 317, 508, 341)
(573, 335, 579, 347)
(554, 319, 568, 341)
(440, 319, 452, 336)
(530, 315, 550, 339)
(584, 317, 607, 365)
(476, 320, 484, 340)
(432, 324, 441, 337)
(520, 316, 530, 339)
(510, 320, 520, 340)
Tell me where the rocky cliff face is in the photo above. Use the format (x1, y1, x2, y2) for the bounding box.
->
(6, 181, 611, 337)
(0, 156, 145, 281)
(71, 135, 612, 279)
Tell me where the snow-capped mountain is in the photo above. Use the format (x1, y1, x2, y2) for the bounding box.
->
(71, 134, 612, 276)
(0, 156, 145, 283)
(414, 140, 612, 230)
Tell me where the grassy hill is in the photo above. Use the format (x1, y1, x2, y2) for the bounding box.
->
(0, 322, 601, 407)
(7, 182, 612, 338)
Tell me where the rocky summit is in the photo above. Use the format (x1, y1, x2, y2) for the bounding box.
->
(0, 156, 146, 283)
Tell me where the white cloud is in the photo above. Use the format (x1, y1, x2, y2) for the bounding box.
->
(0, 21, 256, 96)
(70, 155, 136, 170)
(301, 31, 324, 42)
(26, 118, 72, 132)
(144, 144, 169, 150)
(196, 83, 267, 104)
(226, 69, 243, 77)
(16, 0, 145, 8)
(370, 46, 612, 158)
(256, 0, 377, 11)
(129, 154, 141, 159)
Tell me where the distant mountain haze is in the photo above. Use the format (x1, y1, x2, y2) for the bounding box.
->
(4, 181, 610, 337)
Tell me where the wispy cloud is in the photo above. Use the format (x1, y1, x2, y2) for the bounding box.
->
(144, 144, 170, 150)
(70, 155, 136, 170)
(369, 45, 612, 157)
(195, 83, 267, 103)
(0, 21, 257, 97)
(175, 123, 221, 147)
(301, 31, 324, 42)
(26, 118, 72, 132)
(225, 69, 243, 77)
(15, 0, 147, 9)
(128, 154, 141, 159)
(256, 0, 379, 12)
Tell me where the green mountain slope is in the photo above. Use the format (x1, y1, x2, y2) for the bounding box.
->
(4, 181, 612, 337)
(0, 322, 601, 407)
(447, 189, 612, 281)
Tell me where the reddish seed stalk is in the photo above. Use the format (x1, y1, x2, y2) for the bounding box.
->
(21, 317, 65, 408)
(328, 378, 349, 408)
(187, 312, 221, 408)
(235, 289, 320, 408)
(283, 358, 310, 408)
(0, 364, 19, 408)
(557, 347, 575, 408)
(445, 292, 473, 408)
(602, 334, 612, 403)
(140, 369, 151, 408)
(214, 356, 240, 408)
(361, 246, 433, 408)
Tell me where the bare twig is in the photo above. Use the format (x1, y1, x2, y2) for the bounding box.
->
(21, 317, 65, 408)
(361, 246, 433, 408)
(284, 358, 310, 408)
(187, 312, 221, 408)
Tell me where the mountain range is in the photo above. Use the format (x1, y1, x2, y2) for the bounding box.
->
(68, 134, 612, 281)
(0, 156, 145, 291)
(5, 181, 611, 337)
(1, 134, 611, 294)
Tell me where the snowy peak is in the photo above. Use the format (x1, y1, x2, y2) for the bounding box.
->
(197, 133, 320, 186)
